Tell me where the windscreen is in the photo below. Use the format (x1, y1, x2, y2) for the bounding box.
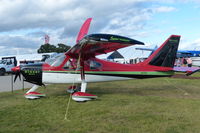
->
(45, 53, 66, 67)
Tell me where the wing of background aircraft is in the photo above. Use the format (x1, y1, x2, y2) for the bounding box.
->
(136, 46, 200, 75)
(135, 46, 158, 56)
(136, 47, 200, 57)
(135, 47, 155, 51)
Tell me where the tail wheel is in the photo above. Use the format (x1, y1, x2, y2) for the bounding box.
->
(0, 68, 6, 76)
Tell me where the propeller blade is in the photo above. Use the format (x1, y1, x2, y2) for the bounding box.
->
(14, 74, 18, 82)
(19, 73, 21, 81)
(14, 72, 20, 82)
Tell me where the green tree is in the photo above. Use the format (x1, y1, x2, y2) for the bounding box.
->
(37, 43, 56, 53)
(56, 43, 71, 53)
(37, 43, 71, 53)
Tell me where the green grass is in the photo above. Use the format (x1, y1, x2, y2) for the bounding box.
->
(1, 76, 200, 133)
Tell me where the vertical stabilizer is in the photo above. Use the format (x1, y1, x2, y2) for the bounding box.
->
(142, 35, 181, 68)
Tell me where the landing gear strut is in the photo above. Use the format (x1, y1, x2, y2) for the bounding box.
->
(24, 85, 46, 99)
(69, 81, 97, 102)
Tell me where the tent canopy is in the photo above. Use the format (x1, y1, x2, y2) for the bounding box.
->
(107, 51, 124, 59)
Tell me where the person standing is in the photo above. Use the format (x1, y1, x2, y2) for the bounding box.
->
(182, 57, 187, 67)
(187, 57, 192, 67)
(176, 58, 181, 67)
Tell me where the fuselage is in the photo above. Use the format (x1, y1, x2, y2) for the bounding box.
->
(19, 54, 174, 85)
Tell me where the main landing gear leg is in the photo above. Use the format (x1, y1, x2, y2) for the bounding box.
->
(81, 80, 87, 92)
(72, 80, 97, 102)
(24, 85, 46, 99)
(67, 80, 87, 93)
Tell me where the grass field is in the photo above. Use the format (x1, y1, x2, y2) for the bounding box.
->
(1, 74, 200, 133)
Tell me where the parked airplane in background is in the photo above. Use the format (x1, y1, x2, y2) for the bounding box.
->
(12, 18, 181, 102)
(135, 47, 200, 58)
(135, 45, 200, 72)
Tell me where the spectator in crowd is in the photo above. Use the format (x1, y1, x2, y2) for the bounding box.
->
(182, 57, 187, 67)
(187, 57, 192, 67)
(176, 58, 181, 67)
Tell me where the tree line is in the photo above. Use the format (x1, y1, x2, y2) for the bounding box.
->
(37, 43, 71, 53)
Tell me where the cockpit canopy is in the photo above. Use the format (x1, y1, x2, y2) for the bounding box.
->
(45, 53, 66, 67)
(44, 53, 102, 71)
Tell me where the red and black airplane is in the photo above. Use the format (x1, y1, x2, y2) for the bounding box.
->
(12, 18, 181, 101)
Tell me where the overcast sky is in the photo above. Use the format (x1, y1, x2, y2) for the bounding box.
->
(0, 0, 200, 58)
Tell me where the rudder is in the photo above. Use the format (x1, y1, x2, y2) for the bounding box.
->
(142, 35, 181, 68)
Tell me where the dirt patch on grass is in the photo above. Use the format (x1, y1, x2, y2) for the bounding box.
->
(171, 74, 200, 79)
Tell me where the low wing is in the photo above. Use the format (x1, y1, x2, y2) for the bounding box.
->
(67, 34, 144, 59)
